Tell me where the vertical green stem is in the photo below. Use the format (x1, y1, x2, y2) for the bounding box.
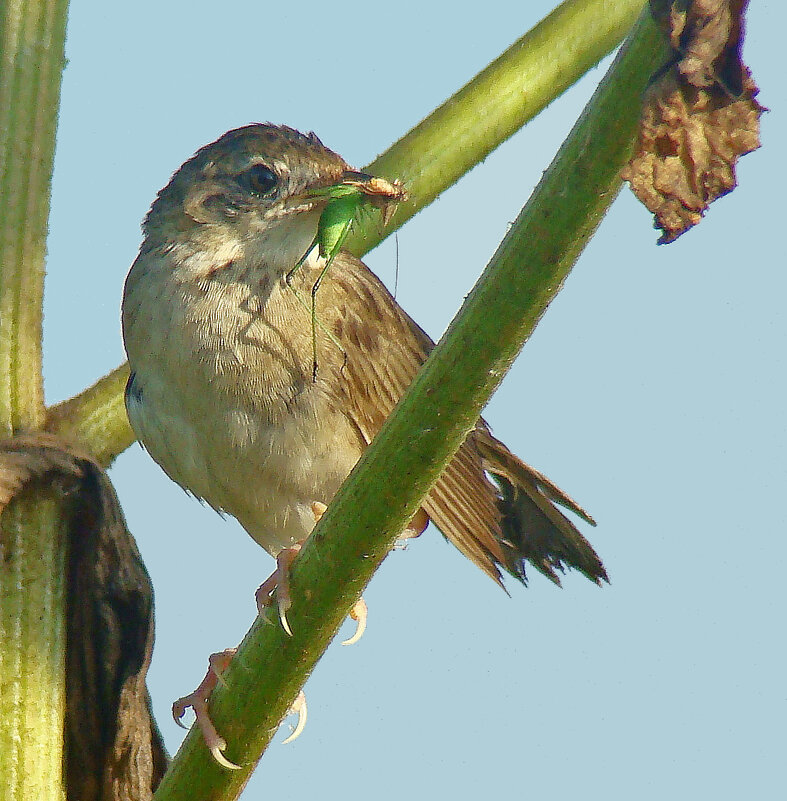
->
(0, 496, 68, 801)
(0, 1, 71, 799)
(0, 0, 70, 432)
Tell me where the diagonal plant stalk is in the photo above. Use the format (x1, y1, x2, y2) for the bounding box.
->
(351, 0, 647, 254)
(152, 8, 668, 801)
(46, 363, 130, 468)
(45, 0, 646, 465)
(0, 1, 71, 800)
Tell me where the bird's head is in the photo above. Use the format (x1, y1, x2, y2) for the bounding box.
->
(141, 124, 404, 275)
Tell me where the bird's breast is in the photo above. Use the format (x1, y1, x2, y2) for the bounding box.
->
(123, 252, 364, 555)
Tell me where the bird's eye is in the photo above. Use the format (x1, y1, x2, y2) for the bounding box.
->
(239, 164, 278, 196)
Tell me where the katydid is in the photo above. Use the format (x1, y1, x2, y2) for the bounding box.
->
(286, 176, 407, 380)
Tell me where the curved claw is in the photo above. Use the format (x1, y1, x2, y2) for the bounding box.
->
(341, 598, 368, 646)
(172, 699, 190, 730)
(282, 691, 308, 745)
(211, 741, 242, 771)
(197, 702, 243, 770)
(279, 602, 293, 637)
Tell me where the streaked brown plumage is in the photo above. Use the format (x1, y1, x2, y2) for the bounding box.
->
(312, 251, 605, 587)
(122, 123, 607, 599)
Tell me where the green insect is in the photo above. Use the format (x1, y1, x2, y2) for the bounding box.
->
(287, 176, 407, 380)
(316, 185, 368, 258)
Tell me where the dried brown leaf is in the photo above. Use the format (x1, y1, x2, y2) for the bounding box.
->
(0, 433, 167, 801)
(622, 0, 765, 243)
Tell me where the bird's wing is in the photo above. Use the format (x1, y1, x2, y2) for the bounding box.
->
(321, 253, 510, 584)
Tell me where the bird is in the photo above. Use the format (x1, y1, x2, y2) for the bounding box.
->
(121, 123, 607, 766)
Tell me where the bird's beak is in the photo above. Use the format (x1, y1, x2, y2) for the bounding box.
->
(296, 170, 406, 203)
(291, 169, 407, 226)
(340, 169, 377, 184)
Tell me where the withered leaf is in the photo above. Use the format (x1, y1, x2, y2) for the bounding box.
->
(622, 0, 765, 243)
(0, 433, 167, 801)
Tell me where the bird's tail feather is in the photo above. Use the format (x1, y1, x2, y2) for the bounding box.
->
(475, 432, 608, 587)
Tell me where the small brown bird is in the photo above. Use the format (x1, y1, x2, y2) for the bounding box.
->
(121, 124, 607, 764)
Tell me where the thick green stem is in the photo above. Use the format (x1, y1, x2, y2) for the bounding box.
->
(46, 364, 133, 468)
(46, 0, 646, 465)
(346, 0, 645, 253)
(0, 0, 69, 433)
(153, 8, 667, 801)
(0, 1, 70, 799)
(0, 495, 68, 801)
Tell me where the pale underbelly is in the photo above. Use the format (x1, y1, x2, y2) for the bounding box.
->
(126, 369, 364, 556)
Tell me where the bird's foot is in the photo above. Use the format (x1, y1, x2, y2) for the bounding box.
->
(172, 648, 310, 765)
(254, 501, 331, 634)
(172, 648, 241, 770)
(256, 543, 303, 636)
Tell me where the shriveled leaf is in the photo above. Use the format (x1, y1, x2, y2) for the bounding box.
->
(622, 0, 764, 243)
(0, 433, 167, 801)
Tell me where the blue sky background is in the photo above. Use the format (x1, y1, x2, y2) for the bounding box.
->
(44, 2, 783, 799)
